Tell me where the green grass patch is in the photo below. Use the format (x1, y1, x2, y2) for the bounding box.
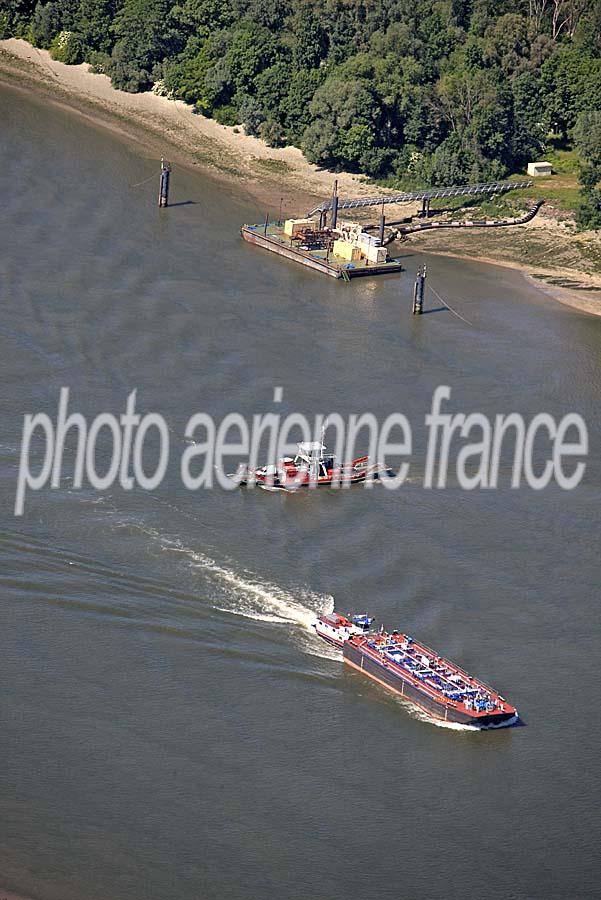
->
(507, 180, 580, 214)
(252, 157, 292, 175)
(544, 147, 579, 176)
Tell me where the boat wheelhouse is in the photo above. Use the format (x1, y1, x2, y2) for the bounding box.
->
(312, 612, 374, 647)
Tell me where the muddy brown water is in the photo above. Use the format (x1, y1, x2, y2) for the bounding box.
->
(1, 86, 600, 900)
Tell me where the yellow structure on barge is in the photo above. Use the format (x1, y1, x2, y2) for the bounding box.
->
(241, 215, 402, 280)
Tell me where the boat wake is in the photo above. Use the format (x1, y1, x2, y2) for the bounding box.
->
(410, 706, 519, 731)
(107, 517, 514, 722)
(137, 529, 340, 659)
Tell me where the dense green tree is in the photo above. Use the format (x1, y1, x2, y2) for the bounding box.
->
(541, 46, 601, 137)
(232, 0, 290, 31)
(481, 13, 531, 75)
(575, 179, 601, 230)
(0, 0, 37, 38)
(303, 78, 382, 172)
(254, 62, 290, 118)
(163, 32, 229, 109)
(75, 0, 120, 54)
(259, 116, 286, 147)
(30, 2, 62, 46)
(573, 110, 601, 167)
(237, 94, 264, 136)
(107, 0, 182, 91)
(280, 68, 326, 144)
(510, 71, 548, 164)
(170, 0, 234, 39)
(422, 133, 478, 185)
(289, 7, 328, 69)
(203, 55, 233, 108)
(224, 24, 278, 94)
(9, 0, 601, 212)
(574, 109, 601, 229)
(50, 28, 85, 63)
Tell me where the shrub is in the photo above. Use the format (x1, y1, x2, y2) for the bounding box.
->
(152, 79, 174, 98)
(0, 12, 11, 39)
(87, 50, 110, 74)
(259, 117, 286, 148)
(213, 104, 239, 126)
(575, 187, 601, 230)
(238, 95, 265, 137)
(573, 110, 601, 167)
(49, 30, 84, 65)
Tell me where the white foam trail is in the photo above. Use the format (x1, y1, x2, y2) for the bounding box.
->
(417, 715, 481, 732)
(213, 606, 291, 625)
(155, 535, 335, 635)
(293, 629, 342, 662)
(409, 705, 519, 731)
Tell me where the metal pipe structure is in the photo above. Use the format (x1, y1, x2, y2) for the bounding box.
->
(307, 180, 533, 216)
(331, 195, 339, 230)
(383, 199, 544, 245)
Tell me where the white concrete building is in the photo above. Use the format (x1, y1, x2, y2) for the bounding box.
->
(527, 162, 552, 176)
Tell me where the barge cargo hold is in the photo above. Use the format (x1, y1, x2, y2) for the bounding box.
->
(342, 630, 517, 727)
(240, 224, 403, 279)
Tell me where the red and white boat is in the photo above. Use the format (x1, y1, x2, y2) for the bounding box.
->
(312, 612, 374, 647)
(237, 440, 392, 490)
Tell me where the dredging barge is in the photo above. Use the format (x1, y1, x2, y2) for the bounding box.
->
(313, 612, 518, 727)
(240, 222, 402, 280)
(241, 179, 538, 280)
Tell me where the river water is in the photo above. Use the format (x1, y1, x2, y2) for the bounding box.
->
(1, 86, 600, 900)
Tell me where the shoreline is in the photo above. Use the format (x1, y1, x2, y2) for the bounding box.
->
(1, 38, 600, 318)
(423, 249, 601, 318)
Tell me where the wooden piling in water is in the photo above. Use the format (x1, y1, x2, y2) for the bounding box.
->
(158, 158, 171, 207)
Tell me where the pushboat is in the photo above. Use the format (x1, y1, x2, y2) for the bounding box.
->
(312, 612, 374, 647)
(312, 611, 518, 727)
(236, 440, 392, 490)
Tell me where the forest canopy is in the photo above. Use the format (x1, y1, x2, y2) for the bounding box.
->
(2, 1, 600, 222)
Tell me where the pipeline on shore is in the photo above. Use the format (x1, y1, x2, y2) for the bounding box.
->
(383, 200, 544, 244)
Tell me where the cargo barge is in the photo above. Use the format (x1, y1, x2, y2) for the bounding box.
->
(240, 221, 403, 280)
(313, 613, 517, 727)
(344, 631, 517, 726)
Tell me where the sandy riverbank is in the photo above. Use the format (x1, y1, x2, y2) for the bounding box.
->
(1, 38, 600, 317)
(0, 38, 376, 213)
